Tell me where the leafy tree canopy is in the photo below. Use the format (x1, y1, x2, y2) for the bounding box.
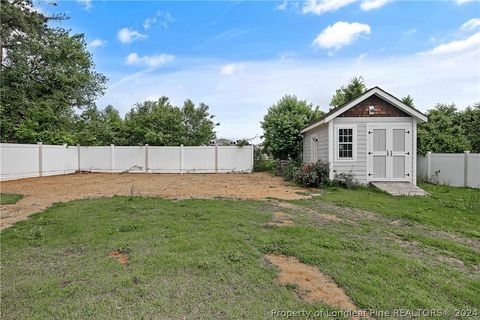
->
(417, 104, 471, 154)
(0, 0, 107, 144)
(261, 95, 322, 160)
(330, 76, 367, 109)
(401, 95, 414, 107)
(123, 97, 217, 146)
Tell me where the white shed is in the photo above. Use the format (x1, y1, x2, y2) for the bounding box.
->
(301, 87, 428, 186)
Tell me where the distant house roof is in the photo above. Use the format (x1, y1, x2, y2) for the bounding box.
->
(300, 86, 428, 133)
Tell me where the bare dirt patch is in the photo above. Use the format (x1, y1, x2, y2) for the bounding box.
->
(0, 172, 308, 230)
(109, 250, 129, 265)
(272, 201, 343, 224)
(265, 254, 367, 317)
(266, 211, 294, 227)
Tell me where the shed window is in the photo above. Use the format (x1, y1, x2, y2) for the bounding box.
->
(335, 124, 357, 161)
(338, 128, 353, 158)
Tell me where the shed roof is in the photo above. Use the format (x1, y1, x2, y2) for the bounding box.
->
(301, 87, 428, 134)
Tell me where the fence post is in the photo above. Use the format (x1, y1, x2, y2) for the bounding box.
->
(77, 144, 81, 172)
(215, 144, 218, 173)
(180, 144, 184, 174)
(145, 144, 149, 173)
(251, 145, 254, 173)
(426, 151, 431, 181)
(38, 142, 43, 177)
(110, 144, 115, 173)
(464, 151, 470, 187)
(63, 143, 67, 175)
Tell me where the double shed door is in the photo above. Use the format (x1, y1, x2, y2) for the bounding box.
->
(367, 124, 412, 182)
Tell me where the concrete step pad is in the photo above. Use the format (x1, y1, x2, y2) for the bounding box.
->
(371, 182, 428, 196)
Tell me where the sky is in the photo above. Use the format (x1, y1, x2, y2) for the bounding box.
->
(38, 0, 480, 141)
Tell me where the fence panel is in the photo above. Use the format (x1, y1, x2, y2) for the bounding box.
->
(79, 146, 111, 172)
(1, 143, 254, 181)
(42, 144, 67, 177)
(183, 146, 216, 173)
(65, 147, 79, 172)
(0, 144, 40, 180)
(218, 146, 253, 173)
(148, 147, 181, 173)
(114, 146, 145, 172)
(467, 154, 480, 188)
(417, 152, 479, 188)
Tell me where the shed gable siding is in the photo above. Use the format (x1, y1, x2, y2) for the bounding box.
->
(339, 95, 410, 118)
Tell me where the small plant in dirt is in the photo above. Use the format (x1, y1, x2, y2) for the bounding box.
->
(118, 224, 139, 232)
(128, 183, 140, 200)
(285, 283, 299, 292)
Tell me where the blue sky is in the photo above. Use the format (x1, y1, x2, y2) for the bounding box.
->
(40, 0, 480, 140)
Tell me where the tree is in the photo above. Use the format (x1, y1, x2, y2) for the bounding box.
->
(261, 95, 322, 160)
(330, 76, 367, 109)
(459, 102, 480, 153)
(75, 105, 126, 146)
(417, 104, 471, 154)
(401, 95, 414, 107)
(123, 97, 217, 146)
(0, 0, 107, 144)
(181, 99, 218, 145)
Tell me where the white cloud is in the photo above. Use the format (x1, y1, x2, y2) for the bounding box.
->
(98, 49, 479, 140)
(456, 0, 475, 4)
(313, 21, 371, 53)
(117, 28, 147, 44)
(125, 53, 175, 68)
(220, 64, 244, 75)
(89, 38, 106, 48)
(276, 0, 288, 10)
(77, 0, 92, 10)
(302, 0, 356, 14)
(460, 18, 480, 32)
(403, 28, 417, 36)
(143, 11, 175, 30)
(421, 32, 480, 55)
(360, 0, 391, 11)
(143, 17, 157, 30)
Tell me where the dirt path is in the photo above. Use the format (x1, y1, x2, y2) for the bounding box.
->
(0, 172, 308, 230)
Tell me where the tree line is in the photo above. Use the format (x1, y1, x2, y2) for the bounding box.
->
(261, 77, 480, 160)
(0, 0, 217, 146)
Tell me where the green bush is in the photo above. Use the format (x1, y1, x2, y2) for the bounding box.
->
(331, 172, 361, 189)
(253, 159, 279, 174)
(282, 159, 302, 182)
(292, 160, 330, 187)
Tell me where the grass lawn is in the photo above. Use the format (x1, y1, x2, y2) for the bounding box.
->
(1, 185, 479, 319)
(0, 193, 23, 205)
(316, 183, 480, 238)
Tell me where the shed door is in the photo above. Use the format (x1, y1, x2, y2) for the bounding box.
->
(368, 125, 412, 182)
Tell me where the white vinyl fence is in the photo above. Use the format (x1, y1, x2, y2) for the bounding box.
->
(0, 143, 254, 181)
(417, 151, 480, 188)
